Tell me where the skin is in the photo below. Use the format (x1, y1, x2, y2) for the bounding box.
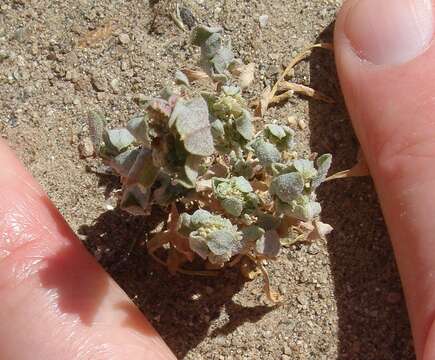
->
(0, 139, 177, 359)
(1, 1, 435, 359)
(335, 1, 435, 359)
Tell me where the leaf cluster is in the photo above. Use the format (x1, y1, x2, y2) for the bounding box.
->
(88, 25, 334, 302)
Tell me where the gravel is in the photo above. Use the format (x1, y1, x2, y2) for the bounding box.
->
(0, 0, 414, 359)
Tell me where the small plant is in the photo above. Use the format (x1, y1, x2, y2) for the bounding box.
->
(88, 25, 337, 302)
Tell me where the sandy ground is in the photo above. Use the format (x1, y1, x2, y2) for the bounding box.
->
(0, 0, 415, 359)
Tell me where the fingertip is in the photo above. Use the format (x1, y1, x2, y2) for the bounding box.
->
(0, 140, 176, 360)
(334, 1, 435, 358)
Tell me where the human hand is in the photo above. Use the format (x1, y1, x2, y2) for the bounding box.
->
(335, 0, 435, 358)
(0, 139, 176, 359)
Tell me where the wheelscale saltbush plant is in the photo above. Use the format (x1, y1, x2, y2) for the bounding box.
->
(87, 25, 338, 302)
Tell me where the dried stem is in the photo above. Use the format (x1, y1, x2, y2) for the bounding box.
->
(277, 82, 335, 104)
(255, 43, 333, 116)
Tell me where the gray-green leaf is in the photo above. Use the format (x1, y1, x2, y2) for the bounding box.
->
(207, 230, 236, 256)
(171, 97, 215, 156)
(109, 148, 140, 177)
(175, 70, 190, 87)
(127, 115, 150, 146)
(211, 46, 234, 74)
(242, 225, 265, 242)
(190, 209, 212, 228)
(252, 140, 281, 167)
(233, 176, 253, 193)
(103, 128, 135, 154)
(221, 197, 244, 217)
(120, 184, 150, 216)
(235, 109, 254, 141)
(293, 159, 317, 179)
(191, 25, 223, 46)
(189, 234, 210, 259)
(266, 124, 287, 139)
(312, 153, 332, 189)
(257, 212, 281, 231)
(270, 172, 305, 203)
(291, 197, 321, 221)
(256, 230, 281, 257)
(184, 154, 202, 185)
(126, 148, 159, 188)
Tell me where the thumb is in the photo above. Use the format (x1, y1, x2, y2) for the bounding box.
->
(335, 0, 435, 358)
(0, 139, 176, 359)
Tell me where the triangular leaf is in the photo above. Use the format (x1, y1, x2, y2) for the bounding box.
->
(103, 128, 135, 154)
(312, 153, 332, 188)
(120, 184, 150, 216)
(109, 149, 140, 177)
(266, 124, 287, 139)
(233, 176, 253, 193)
(256, 230, 281, 257)
(175, 70, 190, 87)
(191, 25, 223, 46)
(126, 148, 159, 188)
(127, 115, 150, 146)
(235, 109, 254, 140)
(293, 159, 317, 179)
(184, 154, 202, 185)
(172, 97, 215, 156)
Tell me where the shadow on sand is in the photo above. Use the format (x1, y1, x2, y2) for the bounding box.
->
(79, 205, 275, 358)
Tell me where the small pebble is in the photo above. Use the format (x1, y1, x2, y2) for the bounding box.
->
(298, 119, 306, 130)
(191, 293, 201, 300)
(110, 78, 120, 94)
(215, 336, 226, 346)
(297, 293, 308, 306)
(6, 115, 18, 128)
(0, 50, 10, 61)
(307, 244, 320, 255)
(283, 345, 292, 355)
(91, 75, 107, 92)
(259, 14, 269, 28)
(63, 95, 73, 105)
(121, 60, 129, 71)
(179, 7, 196, 30)
(266, 64, 280, 77)
(96, 92, 106, 101)
(65, 70, 73, 81)
(287, 116, 297, 126)
(78, 137, 94, 158)
(104, 197, 116, 211)
(263, 330, 273, 338)
(119, 33, 130, 45)
(14, 28, 27, 42)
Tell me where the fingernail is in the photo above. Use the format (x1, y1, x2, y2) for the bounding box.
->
(345, 0, 434, 65)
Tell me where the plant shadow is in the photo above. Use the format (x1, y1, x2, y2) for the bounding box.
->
(36, 194, 110, 326)
(308, 23, 415, 359)
(79, 207, 275, 359)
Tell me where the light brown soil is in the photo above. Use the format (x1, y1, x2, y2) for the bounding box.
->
(0, 0, 414, 359)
